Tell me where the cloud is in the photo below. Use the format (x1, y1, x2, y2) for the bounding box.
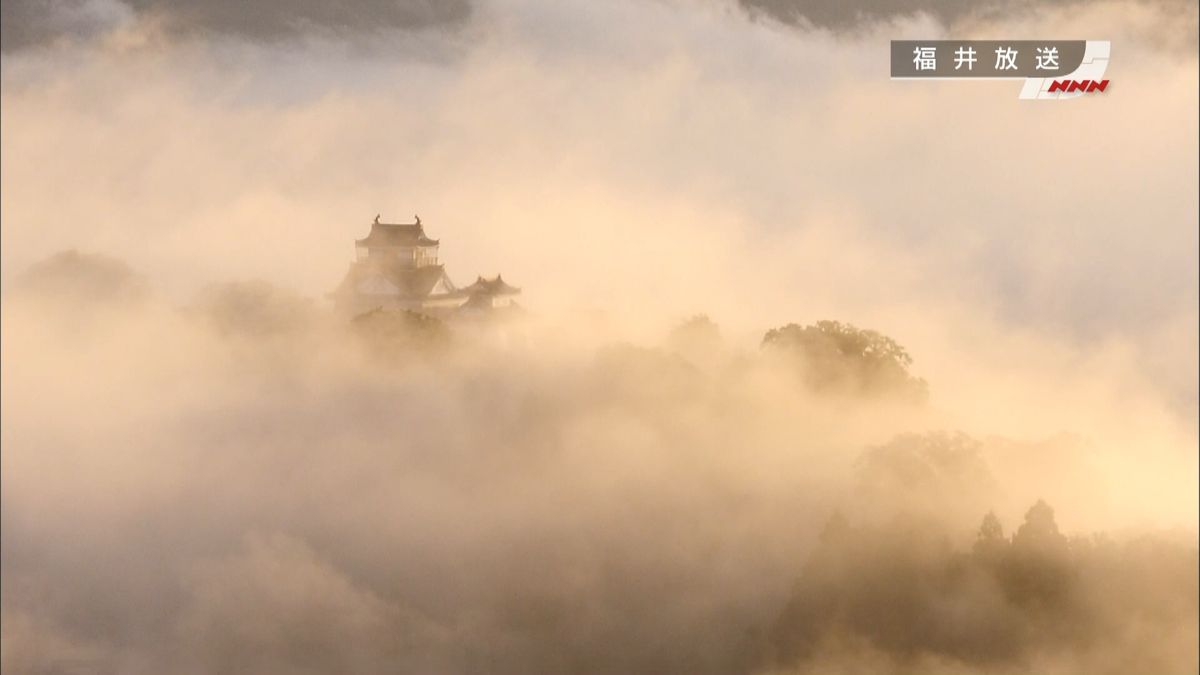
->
(768, 501, 1198, 673)
(175, 533, 452, 673)
(0, 0, 130, 52)
(1, 0, 470, 52)
(2, 0, 1194, 412)
(1, 0, 1196, 671)
(7, 0, 1196, 54)
(0, 254, 1195, 673)
(736, 0, 1199, 36)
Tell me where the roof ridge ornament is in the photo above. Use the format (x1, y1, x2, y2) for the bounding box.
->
(414, 214, 421, 226)
(374, 214, 380, 225)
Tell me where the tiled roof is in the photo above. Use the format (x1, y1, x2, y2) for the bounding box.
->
(355, 221, 439, 248)
(462, 274, 520, 296)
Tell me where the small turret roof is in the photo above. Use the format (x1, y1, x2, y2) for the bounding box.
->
(463, 274, 521, 296)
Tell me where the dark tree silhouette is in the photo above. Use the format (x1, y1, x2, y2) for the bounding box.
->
(978, 512, 1004, 541)
(1013, 499, 1064, 548)
(972, 511, 1008, 562)
(770, 501, 1197, 673)
(1001, 499, 1074, 610)
(350, 307, 451, 359)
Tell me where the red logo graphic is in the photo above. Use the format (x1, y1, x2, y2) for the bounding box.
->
(1048, 79, 1109, 93)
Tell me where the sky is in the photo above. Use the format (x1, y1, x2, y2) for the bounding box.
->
(3, 0, 1197, 427)
(1, 1, 1197, 673)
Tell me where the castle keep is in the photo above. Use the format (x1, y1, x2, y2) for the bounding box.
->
(332, 215, 520, 315)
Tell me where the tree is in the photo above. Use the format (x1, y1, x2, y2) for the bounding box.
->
(193, 280, 314, 336)
(1012, 499, 1065, 550)
(667, 314, 720, 348)
(818, 510, 850, 546)
(351, 308, 451, 359)
(1001, 499, 1073, 608)
(14, 249, 148, 307)
(978, 511, 1004, 540)
(973, 511, 1008, 560)
(761, 320, 927, 400)
(855, 432, 995, 523)
(666, 314, 723, 365)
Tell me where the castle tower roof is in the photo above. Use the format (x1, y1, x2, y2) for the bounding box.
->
(356, 216, 439, 248)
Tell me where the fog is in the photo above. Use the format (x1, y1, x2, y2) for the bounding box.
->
(2, 0, 1197, 673)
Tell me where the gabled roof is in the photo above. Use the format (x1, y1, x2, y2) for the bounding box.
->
(462, 274, 521, 296)
(356, 219, 439, 248)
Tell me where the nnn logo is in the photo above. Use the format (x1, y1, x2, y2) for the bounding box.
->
(1048, 79, 1109, 93)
